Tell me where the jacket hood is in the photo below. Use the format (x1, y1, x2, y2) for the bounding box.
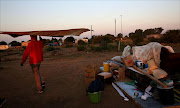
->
(30, 35, 37, 41)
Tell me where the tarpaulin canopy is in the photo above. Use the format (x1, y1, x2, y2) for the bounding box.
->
(0, 28, 90, 38)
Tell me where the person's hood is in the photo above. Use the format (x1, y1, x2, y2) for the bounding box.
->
(30, 35, 37, 41)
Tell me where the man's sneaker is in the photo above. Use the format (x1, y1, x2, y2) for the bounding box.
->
(0, 98, 6, 107)
(42, 85, 45, 90)
(41, 82, 45, 89)
(36, 90, 44, 94)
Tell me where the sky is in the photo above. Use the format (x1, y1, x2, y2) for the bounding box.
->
(0, 0, 180, 44)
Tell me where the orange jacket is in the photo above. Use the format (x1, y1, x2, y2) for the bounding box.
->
(21, 36, 44, 64)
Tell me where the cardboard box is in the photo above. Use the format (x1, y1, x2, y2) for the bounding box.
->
(85, 69, 96, 77)
(85, 65, 98, 76)
(85, 76, 95, 86)
(85, 65, 98, 86)
(122, 55, 134, 67)
(118, 67, 125, 81)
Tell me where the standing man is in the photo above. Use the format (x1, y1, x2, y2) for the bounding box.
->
(21, 35, 45, 94)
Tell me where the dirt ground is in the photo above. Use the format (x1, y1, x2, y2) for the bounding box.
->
(0, 44, 179, 108)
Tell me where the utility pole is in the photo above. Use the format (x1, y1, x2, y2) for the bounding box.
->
(115, 19, 116, 37)
(91, 25, 92, 37)
(118, 15, 122, 51)
(121, 15, 123, 37)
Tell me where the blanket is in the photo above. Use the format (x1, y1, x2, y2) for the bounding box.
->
(132, 42, 174, 67)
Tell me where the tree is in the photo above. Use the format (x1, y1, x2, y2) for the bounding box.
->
(64, 37, 75, 43)
(161, 29, 180, 43)
(88, 35, 96, 44)
(44, 39, 51, 45)
(104, 34, 114, 37)
(58, 38, 63, 43)
(143, 28, 155, 37)
(51, 38, 58, 43)
(78, 40, 87, 45)
(135, 29, 143, 34)
(129, 29, 144, 45)
(154, 27, 163, 34)
(135, 29, 144, 44)
(91, 35, 103, 44)
(90, 34, 114, 45)
(124, 35, 128, 38)
(9, 41, 21, 46)
(83, 37, 88, 39)
(0, 41, 7, 45)
(129, 32, 134, 39)
(143, 27, 164, 37)
(104, 34, 115, 42)
(117, 33, 123, 38)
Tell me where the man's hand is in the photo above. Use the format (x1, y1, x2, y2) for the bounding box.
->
(20, 63, 23, 66)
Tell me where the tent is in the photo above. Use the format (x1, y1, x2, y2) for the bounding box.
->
(0, 28, 90, 37)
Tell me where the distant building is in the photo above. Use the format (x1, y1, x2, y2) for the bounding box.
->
(146, 34, 163, 39)
(75, 39, 88, 43)
(21, 41, 30, 46)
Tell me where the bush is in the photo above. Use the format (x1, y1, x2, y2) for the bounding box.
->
(87, 42, 118, 52)
(119, 42, 126, 51)
(148, 37, 160, 43)
(91, 35, 114, 44)
(107, 44, 118, 51)
(77, 45, 86, 51)
(89, 45, 102, 52)
(137, 41, 149, 46)
(22, 46, 26, 49)
(45, 46, 55, 51)
(0, 41, 7, 45)
(100, 40, 108, 50)
(93, 47, 102, 52)
(10, 41, 21, 46)
(160, 30, 180, 43)
(64, 44, 73, 48)
(64, 37, 75, 43)
(78, 40, 87, 45)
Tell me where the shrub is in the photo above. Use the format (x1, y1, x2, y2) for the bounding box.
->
(160, 30, 180, 43)
(89, 45, 102, 52)
(107, 44, 118, 51)
(93, 47, 102, 52)
(138, 41, 149, 46)
(91, 35, 114, 44)
(22, 46, 26, 49)
(119, 42, 126, 51)
(100, 40, 108, 50)
(77, 45, 86, 51)
(64, 37, 75, 43)
(45, 46, 55, 51)
(78, 40, 87, 45)
(148, 37, 160, 43)
(9, 41, 21, 46)
(64, 44, 73, 48)
(0, 41, 7, 45)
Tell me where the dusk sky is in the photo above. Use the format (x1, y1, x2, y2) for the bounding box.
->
(0, 0, 180, 44)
